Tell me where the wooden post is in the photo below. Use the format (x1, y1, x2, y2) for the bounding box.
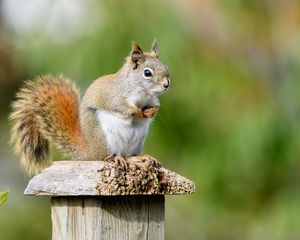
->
(24, 161, 195, 240)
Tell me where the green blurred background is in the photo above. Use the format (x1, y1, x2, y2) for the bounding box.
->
(1, 0, 300, 239)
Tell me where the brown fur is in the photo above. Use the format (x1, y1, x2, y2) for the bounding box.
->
(10, 74, 86, 174)
(10, 40, 170, 174)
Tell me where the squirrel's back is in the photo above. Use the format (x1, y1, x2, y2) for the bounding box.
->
(10, 75, 86, 174)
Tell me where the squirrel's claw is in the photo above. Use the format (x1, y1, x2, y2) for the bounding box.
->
(104, 155, 129, 170)
(104, 154, 161, 172)
(127, 155, 161, 170)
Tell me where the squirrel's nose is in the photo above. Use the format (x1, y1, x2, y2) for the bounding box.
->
(163, 77, 170, 89)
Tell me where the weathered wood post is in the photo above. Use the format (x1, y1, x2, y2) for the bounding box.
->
(24, 160, 195, 240)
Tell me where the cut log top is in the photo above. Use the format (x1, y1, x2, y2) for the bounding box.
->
(24, 160, 195, 196)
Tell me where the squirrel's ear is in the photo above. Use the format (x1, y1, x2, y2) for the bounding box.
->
(151, 38, 159, 56)
(131, 42, 144, 65)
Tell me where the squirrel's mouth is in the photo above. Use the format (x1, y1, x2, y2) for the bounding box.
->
(147, 82, 170, 96)
(154, 88, 168, 96)
(156, 77, 170, 95)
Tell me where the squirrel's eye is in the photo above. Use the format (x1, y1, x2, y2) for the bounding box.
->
(143, 67, 153, 79)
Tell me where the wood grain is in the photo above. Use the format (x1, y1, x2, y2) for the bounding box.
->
(51, 196, 164, 240)
(25, 161, 195, 240)
(24, 161, 195, 196)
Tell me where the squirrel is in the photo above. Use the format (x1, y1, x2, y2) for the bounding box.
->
(10, 40, 170, 175)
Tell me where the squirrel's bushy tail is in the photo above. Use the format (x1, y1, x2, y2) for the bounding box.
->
(10, 74, 86, 175)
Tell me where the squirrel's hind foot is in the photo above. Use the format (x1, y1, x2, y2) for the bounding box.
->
(126, 155, 161, 171)
(104, 154, 129, 170)
(104, 154, 161, 171)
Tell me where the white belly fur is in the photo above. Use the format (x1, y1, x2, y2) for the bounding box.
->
(96, 110, 150, 156)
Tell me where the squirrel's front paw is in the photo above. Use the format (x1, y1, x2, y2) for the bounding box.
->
(142, 105, 159, 118)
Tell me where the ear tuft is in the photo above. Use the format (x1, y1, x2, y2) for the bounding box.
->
(151, 38, 159, 56)
(131, 42, 144, 64)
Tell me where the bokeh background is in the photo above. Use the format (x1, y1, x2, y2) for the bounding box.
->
(1, 0, 300, 239)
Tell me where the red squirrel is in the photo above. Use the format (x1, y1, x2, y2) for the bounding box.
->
(10, 40, 170, 174)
